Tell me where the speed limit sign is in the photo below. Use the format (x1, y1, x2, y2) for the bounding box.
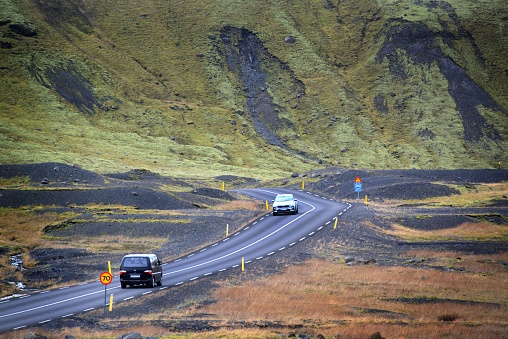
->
(100, 271, 113, 285)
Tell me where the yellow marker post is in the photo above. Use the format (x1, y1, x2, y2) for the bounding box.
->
(302, 181, 305, 190)
(333, 217, 338, 229)
(226, 224, 229, 236)
(107, 261, 111, 274)
(241, 257, 245, 271)
(265, 200, 269, 210)
(222, 182, 225, 191)
(109, 294, 114, 311)
(365, 195, 369, 205)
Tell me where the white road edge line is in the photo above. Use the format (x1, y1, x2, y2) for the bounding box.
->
(165, 192, 316, 276)
(0, 289, 108, 320)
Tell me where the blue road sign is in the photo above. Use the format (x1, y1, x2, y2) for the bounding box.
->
(354, 182, 362, 192)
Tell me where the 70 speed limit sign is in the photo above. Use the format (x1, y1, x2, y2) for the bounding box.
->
(100, 271, 113, 285)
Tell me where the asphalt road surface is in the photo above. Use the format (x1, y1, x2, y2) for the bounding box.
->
(0, 188, 350, 333)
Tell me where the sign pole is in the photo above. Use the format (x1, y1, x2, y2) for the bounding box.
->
(100, 271, 113, 316)
(354, 176, 362, 203)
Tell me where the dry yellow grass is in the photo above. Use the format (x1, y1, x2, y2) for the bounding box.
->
(214, 200, 265, 211)
(384, 221, 508, 242)
(2, 327, 284, 339)
(0, 176, 31, 189)
(366, 182, 508, 208)
(0, 209, 73, 251)
(74, 254, 507, 338)
(198, 259, 507, 338)
(405, 250, 508, 274)
(0, 209, 75, 296)
(50, 235, 168, 253)
(437, 182, 508, 207)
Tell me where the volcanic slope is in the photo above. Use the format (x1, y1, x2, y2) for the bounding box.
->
(0, 0, 507, 177)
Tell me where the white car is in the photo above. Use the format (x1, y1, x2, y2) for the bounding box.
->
(272, 193, 298, 215)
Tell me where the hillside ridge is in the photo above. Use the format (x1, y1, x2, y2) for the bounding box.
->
(1, 0, 507, 178)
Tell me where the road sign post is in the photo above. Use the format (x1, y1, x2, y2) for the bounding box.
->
(354, 176, 362, 202)
(100, 271, 112, 315)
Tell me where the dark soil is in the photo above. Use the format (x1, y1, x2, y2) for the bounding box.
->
(217, 27, 305, 152)
(0, 187, 197, 209)
(0, 163, 106, 185)
(1, 163, 507, 334)
(305, 168, 508, 200)
(394, 214, 473, 230)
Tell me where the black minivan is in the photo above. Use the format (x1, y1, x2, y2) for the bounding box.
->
(119, 254, 163, 288)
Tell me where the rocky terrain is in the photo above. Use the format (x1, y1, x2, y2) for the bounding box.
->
(0, 163, 506, 336)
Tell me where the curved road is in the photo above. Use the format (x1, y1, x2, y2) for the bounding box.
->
(0, 188, 350, 333)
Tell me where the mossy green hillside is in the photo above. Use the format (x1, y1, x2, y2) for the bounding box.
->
(1, 0, 507, 178)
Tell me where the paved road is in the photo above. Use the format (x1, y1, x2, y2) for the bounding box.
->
(0, 188, 350, 333)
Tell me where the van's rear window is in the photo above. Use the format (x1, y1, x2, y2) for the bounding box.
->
(123, 257, 149, 267)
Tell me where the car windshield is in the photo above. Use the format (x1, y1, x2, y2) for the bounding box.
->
(275, 195, 293, 202)
(123, 257, 148, 267)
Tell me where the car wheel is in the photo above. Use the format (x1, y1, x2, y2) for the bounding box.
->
(121, 282, 126, 289)
(273, 211, 278, 216)
(157, 276, 162, 286)
(148, 277, 155, 288)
